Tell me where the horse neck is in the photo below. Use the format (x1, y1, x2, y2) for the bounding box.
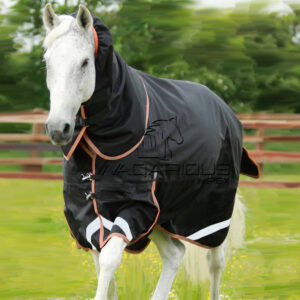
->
(81, 52, 121, 119)
(82, 51, 147, 140)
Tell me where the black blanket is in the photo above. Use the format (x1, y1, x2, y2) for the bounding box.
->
(62, 15, 260, 253)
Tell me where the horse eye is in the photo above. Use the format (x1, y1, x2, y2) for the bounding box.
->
(81, 59, 89, 68)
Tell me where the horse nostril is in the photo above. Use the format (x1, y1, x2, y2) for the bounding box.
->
(63, 123, 71, 135)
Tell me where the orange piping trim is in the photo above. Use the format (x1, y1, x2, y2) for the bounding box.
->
(64, 107, 88, 161)
(156, 225, 223, 250)
(127, 181, 160, 246)
(124, 239, 151, 254)
(90, 154, 106, 249)
(91, 26, 98, 58)
(80, 105, 86, 118)
(64, 210, 91, 252)
(101, 232, 130, 248)
(65, 139, 98, 252)
(80, 141, 94, 158)
(100, 181, 160, 248)
(63, 126, 87, 161)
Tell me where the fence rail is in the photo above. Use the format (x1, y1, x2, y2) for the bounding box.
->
(0, 109, 299, 188)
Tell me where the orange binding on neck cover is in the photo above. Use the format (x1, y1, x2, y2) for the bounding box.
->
(91, 26, 98, 58)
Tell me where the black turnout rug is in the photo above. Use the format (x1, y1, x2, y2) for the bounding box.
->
(61, 14, 260, 253)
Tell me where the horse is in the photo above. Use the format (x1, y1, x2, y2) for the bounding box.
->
(42, 4, 259, 300)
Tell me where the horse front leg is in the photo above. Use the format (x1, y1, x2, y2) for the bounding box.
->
(91, 251, 100, 277)
(94, 237, 126, 300)
(150, 227, 185, 300)
(91, 251, 118, 300)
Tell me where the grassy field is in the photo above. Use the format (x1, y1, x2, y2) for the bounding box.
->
(0, 178, 299, 300)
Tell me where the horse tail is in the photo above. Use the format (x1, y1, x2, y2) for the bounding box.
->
(181, 193, 246, 283)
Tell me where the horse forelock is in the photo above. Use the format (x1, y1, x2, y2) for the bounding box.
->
(43, 16, 74, 50)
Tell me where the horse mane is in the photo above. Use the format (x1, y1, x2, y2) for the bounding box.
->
(43, 16, 73, 50)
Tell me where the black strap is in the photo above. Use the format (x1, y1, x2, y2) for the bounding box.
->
(75, 110, 105, 128)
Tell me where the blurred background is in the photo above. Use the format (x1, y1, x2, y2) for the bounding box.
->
(1, 0, 300, 174)
(0, 1, 299, 299)
(1, 0, 300, 114)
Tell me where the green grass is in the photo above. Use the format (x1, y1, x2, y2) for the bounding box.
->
(243, 128, 300, 152)
(0, 178, 299, 299)
(0, 149, 63, 173)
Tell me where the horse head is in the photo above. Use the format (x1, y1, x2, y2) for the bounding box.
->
(167, 117, 184, 145)
(43, 4, 96, 145)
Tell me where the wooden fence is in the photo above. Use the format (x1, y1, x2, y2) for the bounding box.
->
(0, 109, 299, 188)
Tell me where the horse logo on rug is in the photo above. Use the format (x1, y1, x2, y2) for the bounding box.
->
(137, 117, 184, 160)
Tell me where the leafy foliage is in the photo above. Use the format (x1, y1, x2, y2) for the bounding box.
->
(1, 0, 300, 113)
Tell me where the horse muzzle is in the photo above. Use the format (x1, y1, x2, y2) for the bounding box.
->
(45, 119, 74, 145)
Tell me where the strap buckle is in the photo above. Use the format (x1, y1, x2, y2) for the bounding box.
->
(85, 192, 94, 201)
(81, 173, 93, 181)
(76, 116, 89, 127)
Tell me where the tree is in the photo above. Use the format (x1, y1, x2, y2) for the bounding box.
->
(1, 0, 300, 114)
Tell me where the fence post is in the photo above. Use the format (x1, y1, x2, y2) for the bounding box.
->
(23, 109, 45, 172)
(256, 127, 265, 175)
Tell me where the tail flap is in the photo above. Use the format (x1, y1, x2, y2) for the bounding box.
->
(240, 146, 260, 178)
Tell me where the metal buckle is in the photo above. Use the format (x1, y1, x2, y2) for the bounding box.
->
(85, 192, 93, 201)
(77, 116, 89, 127)
(81, 173, 93, 181)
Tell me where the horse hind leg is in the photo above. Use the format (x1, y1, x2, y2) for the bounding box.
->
(150, 227, 185, 300)
(207, 241, 226, 300)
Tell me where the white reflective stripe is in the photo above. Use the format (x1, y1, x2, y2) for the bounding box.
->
(86, 216, 114, 250)
(114, 217, 133, 241)
(187, 218, 231, 241)
(86, 217, 100, 250)
(102, 216, 113, 231)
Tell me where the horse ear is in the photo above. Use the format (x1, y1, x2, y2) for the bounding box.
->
(77, 5, 93, 30)
(43, 3, 60, 31)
